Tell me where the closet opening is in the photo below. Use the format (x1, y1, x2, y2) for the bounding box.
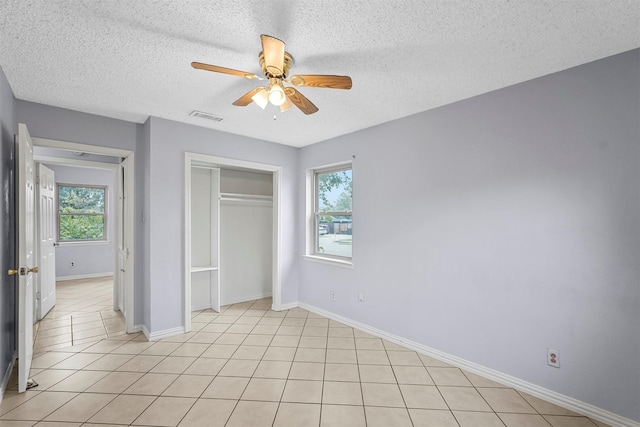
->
(184, 153, 282, 333)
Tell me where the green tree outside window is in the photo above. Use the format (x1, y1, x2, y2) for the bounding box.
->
(58, 185, 106, 241)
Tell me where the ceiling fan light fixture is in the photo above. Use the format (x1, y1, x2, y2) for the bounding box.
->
(268, 83, 286, 106)
(280, 96, 292, 112)
(192, 34, 351, 115)
(251, 88, 269, 109)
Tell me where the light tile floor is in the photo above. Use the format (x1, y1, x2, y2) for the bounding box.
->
(33, 276, 126, 357)
(1, 278, 611, 426)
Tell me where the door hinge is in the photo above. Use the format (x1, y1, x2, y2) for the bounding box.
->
(36, 292, 41, 300)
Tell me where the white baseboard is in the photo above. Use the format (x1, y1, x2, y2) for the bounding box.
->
(140, 325, 150, 341)
(298, 302, 640, 427)
(221, 292, 272, 307)
(143, 325, 185, 342)
(273, 301, 298, 311)
(56, 272, 113, 281)
(0, 354, 16, 406)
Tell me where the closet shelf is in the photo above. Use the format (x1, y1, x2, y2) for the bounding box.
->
(191, 266, 219, 273)
(220, 192, 272, 203)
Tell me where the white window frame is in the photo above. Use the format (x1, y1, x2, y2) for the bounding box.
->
(305, 162, 353, 267)
(57, 183, 108, 243)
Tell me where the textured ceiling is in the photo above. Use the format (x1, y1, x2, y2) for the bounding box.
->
(1, 1, 639, 148)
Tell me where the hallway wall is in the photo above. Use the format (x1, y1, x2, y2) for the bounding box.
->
(0, 65, 17, 392)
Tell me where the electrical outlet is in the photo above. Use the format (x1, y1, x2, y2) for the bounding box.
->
(547, 348, 560, 368)
(331, 291, 336, 302)
(69, 261, 75, 268)
(358, 292, 364, 302)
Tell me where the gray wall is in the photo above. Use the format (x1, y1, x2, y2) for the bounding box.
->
(146, 117, 299, 333)
(298, 49, 640, 421)
(45, 164, 115, 278)
(0, 66, 17, 389)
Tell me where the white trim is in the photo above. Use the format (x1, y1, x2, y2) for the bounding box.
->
(131, 324, 144, 334)
(141, 325, 150, 340)
(33, 137, 130, 157)
(144, 326, 185, 342)
(302, 255, 353, 268)
(184, 152, 283, 326)
(298, 302, 640, 427)
(270, 169, 283, 310)
(33, 155, 119, 171)
(273, 301, 298, 311)
(57, 240, 111, 247)
(221, 293, 272, 307)
(184, 155, 192, 333)
(56, 272, 113, 281)
(306, 162, 354, 265)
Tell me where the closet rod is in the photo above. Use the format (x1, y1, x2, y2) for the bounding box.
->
(220, 193, 273, 202)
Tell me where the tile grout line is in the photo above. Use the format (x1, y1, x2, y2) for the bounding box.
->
(16, 284, 613, 427)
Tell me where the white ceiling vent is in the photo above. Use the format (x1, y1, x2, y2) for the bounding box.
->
(189, 110, 223, 122)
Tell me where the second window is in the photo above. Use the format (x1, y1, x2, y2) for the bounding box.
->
(314, 164, 352, 260)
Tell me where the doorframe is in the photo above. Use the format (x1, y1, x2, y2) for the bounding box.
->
(184, 152, 282, 333)
(32, 137, 136, 334)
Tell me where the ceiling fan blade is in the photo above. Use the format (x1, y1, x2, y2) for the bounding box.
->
(232, 88, 263, 106)
(261, 34, 285, 76)
(285, 87, 319, 115)
(289, 74, 352, 90)
(192, 62, 259, 80)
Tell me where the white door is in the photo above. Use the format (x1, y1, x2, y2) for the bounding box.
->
(118, 156, 135, 332)
(37, 164, 56, 319)
(16, 123, 37, 393)
(114, 159, 124, 312)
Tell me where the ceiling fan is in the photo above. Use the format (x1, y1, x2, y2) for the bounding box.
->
(192, 34, 352, 115)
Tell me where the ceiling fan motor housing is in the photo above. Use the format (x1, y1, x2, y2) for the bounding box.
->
(259, 51, 294, 78)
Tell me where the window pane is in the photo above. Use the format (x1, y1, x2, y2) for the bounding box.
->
(59, 186, 105, 214)
(317, 215, 352, 258)
(59, 215, 105, 241)
(317, 169, 352, 212)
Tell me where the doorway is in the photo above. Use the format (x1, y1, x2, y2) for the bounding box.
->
(32, 136, 135, 334)
(32, 276, 127, 355)
(184, 152, 282, 333)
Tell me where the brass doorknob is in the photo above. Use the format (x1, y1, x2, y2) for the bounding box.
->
(7, 266, 38, 276)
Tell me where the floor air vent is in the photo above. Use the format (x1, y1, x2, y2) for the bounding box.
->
(189, 110, 224, 122)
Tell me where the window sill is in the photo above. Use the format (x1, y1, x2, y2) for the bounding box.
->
(303, 255, 353, 269)
(58, 240, 111, 247)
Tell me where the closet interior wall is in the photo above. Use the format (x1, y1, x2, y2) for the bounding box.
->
(190, 166, 274, 313)
(219, 168, 273, 305)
